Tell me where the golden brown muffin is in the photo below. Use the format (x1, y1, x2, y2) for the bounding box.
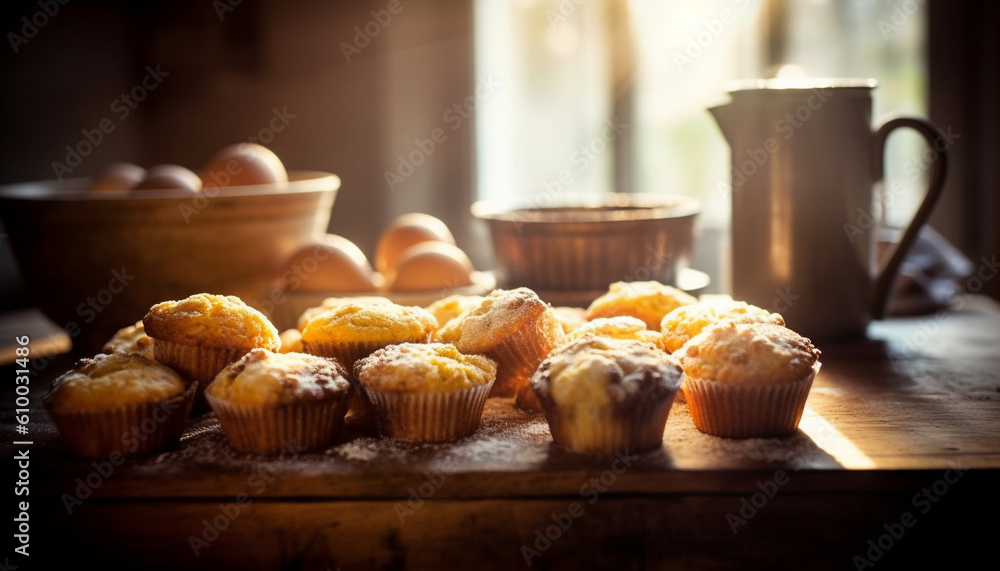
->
(144, 293, 280, 350)
(102, 321, 154, 361)
(530, 336, 682, 454)
(438, 287, 565, 398)
(425, 294, 486, 330)
(354, 343, 496, 441)
(679, 322, 821, 438)
(301, 301, 436, 424)
(300, 302, 438, 370)
(296, 296, 394, 331)
(585, 281, 698, 329)
(565, 316, 668, 352)
(660, 300, 785, 353)
(143, 293, 280, 412)
(206, 349, 352, 453)
(516, 316, 665, 413)
(43, 353, 195, 459)
(550, 306, 588, 334)
(355, 343, 496, 393)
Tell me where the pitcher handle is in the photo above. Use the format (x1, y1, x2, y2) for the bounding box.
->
(870, 116, 950, 320)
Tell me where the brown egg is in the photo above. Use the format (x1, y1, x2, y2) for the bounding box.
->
(375, 213, 456, 275)
(202, 143, 288, 188)
(132, 164, 202, 193)
(389, 242, 475, 292)
(282, 234, 378, 292)
(90, 162, 145, 192)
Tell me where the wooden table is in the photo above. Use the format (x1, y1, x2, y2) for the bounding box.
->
(3, 298, 1000, 570)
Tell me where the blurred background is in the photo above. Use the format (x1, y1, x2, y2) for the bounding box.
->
(1, 0, 997, 311)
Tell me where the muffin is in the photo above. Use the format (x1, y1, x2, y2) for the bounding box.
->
(205, 349, 352, 454)
(425, 294, 485, 330)
(296, 296, 394, 331)
(531, 337, 682, 454)
(679, 322, 821, 438)
(43, 353, 195, 459)
(354, 343, 497, 441)
(551, 306, 588, 334)
(300, 302, 438, 371)
(515, 317, 665, 412)
(660, 301, 785, 353)
(438, 288, 565, 398)
(102, 321, 154, 360)
(143, 294, 280, 412)
(585, 281, 698, 329)
(565, 316, 668, 352)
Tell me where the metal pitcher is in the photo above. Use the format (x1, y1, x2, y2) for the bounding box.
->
(710, 78, 949, 338)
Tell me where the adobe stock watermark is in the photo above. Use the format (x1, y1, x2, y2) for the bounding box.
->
(511, 116, 629, 233)
(622, 247, 672, 282)
(726, 422, 836, 534)
(772, 286, 799, 313)
(179, 106, 296, 223)
(843, 125, 959, 244)
(212, 0, 244, 21)
(3, 267, 132, 379)
(393, 471, 447, 523)
(340, 0, 414, 63)
(7, 0, 70, 54)
(890, 253, 999, 369)
(384, 75, 501, 192)
(673, 0, 751, 72)
(60, 394, 187, 515)
(188, 441, 306, 557)
(851, 461, 966, 569)
(715, 88, 835, 202)
(878, 0, 927, 39)
(520, 450, 637, 566)
(50, 65, 170, 180)
(545, 0, 587, 28)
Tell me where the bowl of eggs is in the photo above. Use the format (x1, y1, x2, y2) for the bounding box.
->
(271, 212, 494, 330)
(0, 143, 339, 353)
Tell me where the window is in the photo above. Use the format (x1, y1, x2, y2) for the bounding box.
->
(474, 0, 928, 288)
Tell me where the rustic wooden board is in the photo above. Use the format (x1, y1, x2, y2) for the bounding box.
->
(4, 296, 1000, 568)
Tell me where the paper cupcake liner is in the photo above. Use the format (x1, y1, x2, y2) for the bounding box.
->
(487, 313, 563, 398)
(206, 390, 352, 454)
(684, 363, 820, 438)
(152, 340, 247, 413)
(360, 381, 494, 442)
(542, 396, 676, 454)
(46, 383, 196, 460)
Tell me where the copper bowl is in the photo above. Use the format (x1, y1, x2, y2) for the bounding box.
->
(0, 172, 339, 353)
(472, 193, 700, 293)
